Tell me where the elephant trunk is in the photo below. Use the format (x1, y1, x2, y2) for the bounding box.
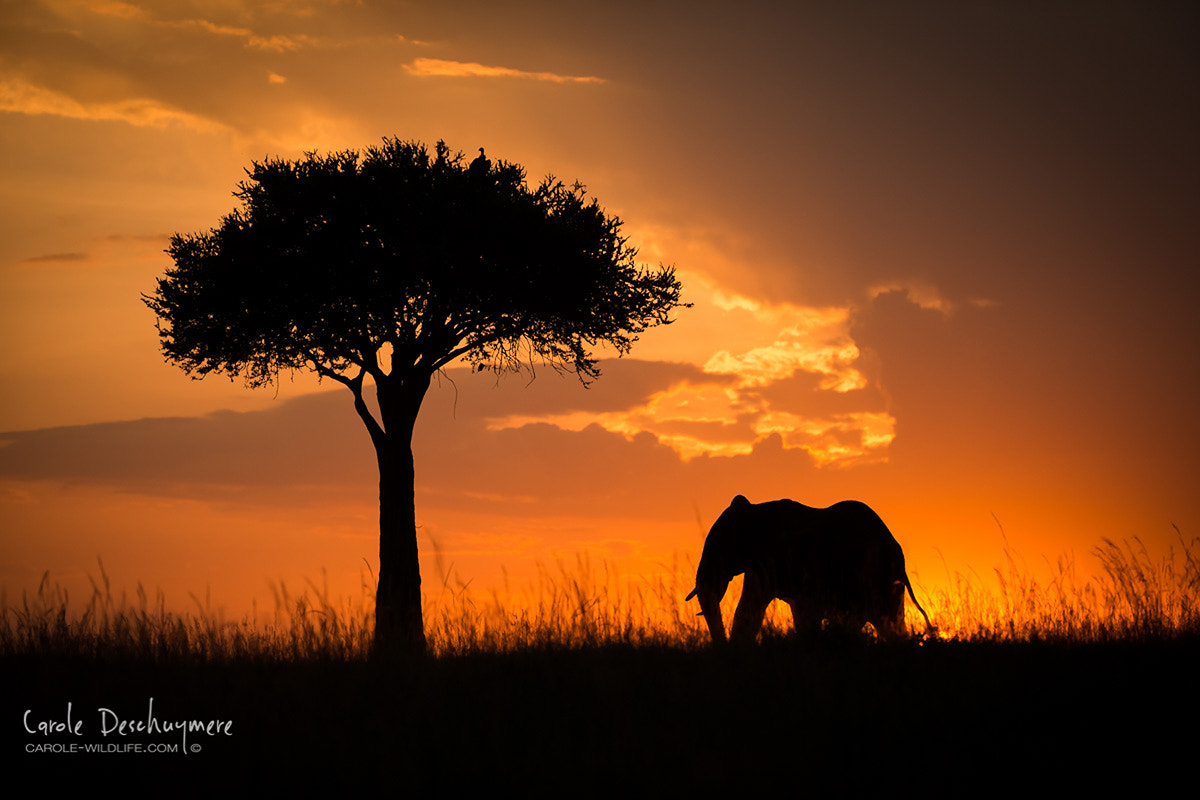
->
(688, 573, 730, 643)
(698, 589, 728, 643)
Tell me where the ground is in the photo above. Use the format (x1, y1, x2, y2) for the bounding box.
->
(5, 636, 1195, 793)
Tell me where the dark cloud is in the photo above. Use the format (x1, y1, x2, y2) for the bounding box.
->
(755, 370, 888, 421)
(0, 354, 877, 528)
(0, 360, 719, 512)
(0, 391, 373, 497)
(20, 252, 89, 264)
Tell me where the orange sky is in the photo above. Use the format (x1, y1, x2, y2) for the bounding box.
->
(1, 1, 1197, 618)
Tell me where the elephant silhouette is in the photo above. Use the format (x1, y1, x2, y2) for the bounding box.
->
(686, 495, 934, 643)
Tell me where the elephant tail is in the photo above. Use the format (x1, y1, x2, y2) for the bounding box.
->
(902, 573, 936, 635)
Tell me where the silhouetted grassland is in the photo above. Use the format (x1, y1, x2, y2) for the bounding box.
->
(7, 535, 1196, 658)
(4, 535, 1197, 791)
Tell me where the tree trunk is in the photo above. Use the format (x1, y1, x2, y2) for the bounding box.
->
(371, 374, 430, 654)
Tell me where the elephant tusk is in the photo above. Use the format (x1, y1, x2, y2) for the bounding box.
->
(685, 587, 698, 602)
(696, 610, 705, 617)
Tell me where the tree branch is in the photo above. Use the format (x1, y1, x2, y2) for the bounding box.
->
(314, 361, 386, 448)
(311, 360, 355, 389)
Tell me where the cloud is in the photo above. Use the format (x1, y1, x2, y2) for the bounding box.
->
(753, 411, 895, 467)
(245, 33, 315, 53)
(700, 298, 865, 392)
(403, 57, 606, 85)
(487, 380, 756, 461)
(868, 282, 957, 315)
(395, 34, 433, 47)
(176, 19, 253, 39)
(66, 2, 324, 51)
(0, 373, 684, 519)
(704, 340, 864, 392)
(160, 16, 320, 51)
(0, 77, 226, 133)
(89, 1, 145, 20)
(488, 376, 893, 466)
(694, 290, 867, 391)
(483, 283, 892, 466)
(0, 393, 374, 499)
(20, 252, 89, 264)
(0, 361, 700, 497)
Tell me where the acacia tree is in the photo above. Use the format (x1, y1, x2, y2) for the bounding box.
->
(145, 138, 684, 652)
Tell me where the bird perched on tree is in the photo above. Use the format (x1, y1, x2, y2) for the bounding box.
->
(468, 147, 491, 180)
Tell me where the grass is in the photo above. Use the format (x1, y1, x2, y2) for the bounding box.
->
(917, 529, 1200, 642)
(4, 532, 1198, 661)
(4, 535, 1198, 792)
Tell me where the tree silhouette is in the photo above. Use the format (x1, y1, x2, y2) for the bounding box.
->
(144, 138, 684, 652)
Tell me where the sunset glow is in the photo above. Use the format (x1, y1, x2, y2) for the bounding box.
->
(1, 1, 1196, 627)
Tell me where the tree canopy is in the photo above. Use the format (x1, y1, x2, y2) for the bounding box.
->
(149, 138, 682, 391)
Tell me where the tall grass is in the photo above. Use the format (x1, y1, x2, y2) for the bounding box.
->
(423, 552, 717, 653)
(0, 562, 374, 662)
(3, 533, 1197, 661)
(919, 529, 1200, 642)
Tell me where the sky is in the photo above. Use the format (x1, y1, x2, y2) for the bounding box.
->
(1, 0, 1197, 619)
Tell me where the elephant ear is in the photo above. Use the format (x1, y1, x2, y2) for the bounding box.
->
(719, 495, 753, 542)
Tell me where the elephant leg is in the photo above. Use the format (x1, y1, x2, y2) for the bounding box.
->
(785, 600, 821, 637)
(729, 573, 772, 643)
(872, 580, 907, 640)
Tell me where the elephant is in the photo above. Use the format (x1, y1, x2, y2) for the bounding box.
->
(685, 495, 934, 643)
